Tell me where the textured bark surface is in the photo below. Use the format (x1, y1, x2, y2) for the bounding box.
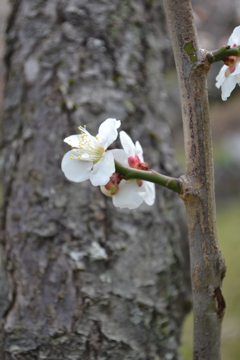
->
(0, 1, 190, 359)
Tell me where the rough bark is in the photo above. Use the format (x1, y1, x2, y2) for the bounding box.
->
(0, 1, 190, 359)
(162, 1, 226, 359)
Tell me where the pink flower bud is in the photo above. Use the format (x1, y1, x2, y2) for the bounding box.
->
(100, 185, 118, 197)
(128, 155, 141, 168)
(128, 155, 149, 170)
(100, 172, 124, 196)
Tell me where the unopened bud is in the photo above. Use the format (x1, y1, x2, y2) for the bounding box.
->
(100, 185, 118, 197)
(100, 172, 124, 197)
(128, 155, 149, 170)
(137, 162, 149, 170)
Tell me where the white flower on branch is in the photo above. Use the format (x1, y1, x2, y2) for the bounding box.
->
(61, 118, 121, 186)
(216, 26, 240, 100)
(103, 131, 155, 209)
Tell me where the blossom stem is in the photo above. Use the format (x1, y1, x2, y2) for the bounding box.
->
(114, 161, 183, 193)
(206, 45, 240, 63)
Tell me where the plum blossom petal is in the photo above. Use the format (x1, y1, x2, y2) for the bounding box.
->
(119, 131, 136, 157)
(228, 26, 240, 46)
(112, 180, 144, 209)
(233, 61, 240, 75)
(110, 131, 155, 209)
(138, 181, 155, 206)
(221, 75, 238, 101)
(216, 63, 240, 100)
(61, 118, 121, 186)
(216, 65, 227, 89)
(216, 62, 240, 100)
(61, 150, 92, 182)
(111, 149, 129, 167)
(215, 26, 240, 100)
(135, 141, 144, 161)
(90, 151, 115, 186)
(64, 134, 82, 148)
(97, 118, 121, 149)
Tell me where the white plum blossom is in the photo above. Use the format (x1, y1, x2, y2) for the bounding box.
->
(109, 131, 155, 209)
(216, 26, 240, 100)
(61, 118, 121, 186)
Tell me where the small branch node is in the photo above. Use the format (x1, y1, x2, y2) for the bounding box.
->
(214, 287, 226, 318)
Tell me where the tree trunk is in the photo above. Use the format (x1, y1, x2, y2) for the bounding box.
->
(0, 1, 191, 359)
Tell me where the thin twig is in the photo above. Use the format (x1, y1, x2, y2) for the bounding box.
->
(114, 161, 183, 193)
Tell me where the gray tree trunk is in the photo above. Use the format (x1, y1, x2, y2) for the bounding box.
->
(0, 1, 191, 359)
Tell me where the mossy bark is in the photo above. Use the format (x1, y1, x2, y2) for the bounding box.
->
(1, 1, 190, 359)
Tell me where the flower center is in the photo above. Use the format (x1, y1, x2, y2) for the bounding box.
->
(70, 126, 104, 163)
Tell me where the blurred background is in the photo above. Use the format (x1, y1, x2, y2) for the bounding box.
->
(0, 0, 239, 359)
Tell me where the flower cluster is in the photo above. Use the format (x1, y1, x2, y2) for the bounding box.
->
(110, 132, 155, 209)
(216, 26, 240, 100)
(61, 118, 155, 209)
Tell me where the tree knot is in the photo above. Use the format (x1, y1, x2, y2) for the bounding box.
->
(214, 287, 226, 318)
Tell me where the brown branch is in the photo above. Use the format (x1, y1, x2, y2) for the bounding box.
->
(162, 1, 226, 359)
